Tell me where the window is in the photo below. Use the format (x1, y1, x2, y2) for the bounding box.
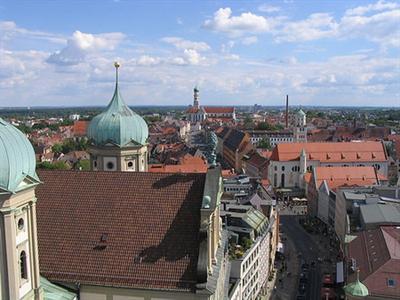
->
(107, 162, 114, 170)
(18, 218, 24, 230)
(373, 163, 381, 170)
(93, 160, 97, 168)
(127, 161, 133, 168)
(20, 251, 28, 280)
(281, 166, 285, 171)
(274, 166, 277, 171)
(387, 278, 396, 287)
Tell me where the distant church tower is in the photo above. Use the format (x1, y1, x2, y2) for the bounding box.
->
(293, 109, 307, 143)
(193, 86, 200, 109)
(87, 62, 149, 172)
(0, 118, 43, 300)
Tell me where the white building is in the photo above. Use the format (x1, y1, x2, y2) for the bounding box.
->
(268, 141, 389, 189)
(246, 130, 294, 147)
(221, 203, 277, 300)
(69, 114, 80, 121)
(186, 87, 236, 123)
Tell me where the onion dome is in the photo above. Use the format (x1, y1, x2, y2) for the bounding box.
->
(344, 270, 369, 297)
(87, 62, 148, 147)
(0, 118, 39, 193)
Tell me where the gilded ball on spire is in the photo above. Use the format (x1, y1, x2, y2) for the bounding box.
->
(114, 61, 120, 69)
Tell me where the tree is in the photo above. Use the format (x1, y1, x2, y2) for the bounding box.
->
(37, 161, 70, 170)
(243, 116, 254, 129)
(258, 138, 272, 150)
(75, 159, 90, 171)
(51, 143, 63, 154)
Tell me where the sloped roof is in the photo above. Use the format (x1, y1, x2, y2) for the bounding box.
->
(224, 129, 246, 152)
(203, 106, 234, 114)
(348, 226, 400, 298)
(72, 120, 89, 137)
(360, 204, 400, 225)
(314, 166, 379, 191)
(36, 170, 206, 292)
(270, 141, 386, 162)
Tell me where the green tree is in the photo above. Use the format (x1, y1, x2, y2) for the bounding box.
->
(258, 138, 272, 150)
(75, 159, 90, 171)
(52, 143, 63, 154)
(37, 161, 70, 170)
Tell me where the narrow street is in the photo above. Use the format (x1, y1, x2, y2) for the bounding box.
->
(280, 215, 322, 300)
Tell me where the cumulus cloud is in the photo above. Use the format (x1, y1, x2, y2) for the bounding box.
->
(203, 7, 275, 37)
(47, 30, 125, 65)
(205, 2, 399, 49)
(340, 5, 400, 49)
(161, 36, 210, 51)
(136, 55, 161, 66)
(275, 13, 338, 42)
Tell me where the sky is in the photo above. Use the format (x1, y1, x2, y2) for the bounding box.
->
(0, 0, 399, 107)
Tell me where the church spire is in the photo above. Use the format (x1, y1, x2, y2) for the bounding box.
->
(193, 86, 199, 109)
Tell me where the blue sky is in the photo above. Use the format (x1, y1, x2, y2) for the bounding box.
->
(0, 0, 399, 107)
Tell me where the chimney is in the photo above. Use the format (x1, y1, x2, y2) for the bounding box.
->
(285, 95, 289, 128)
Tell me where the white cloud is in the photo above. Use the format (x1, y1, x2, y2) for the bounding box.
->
(183, 49, 204, 65)
(203, 7, 274, 37)
(161, 36, 210, 51)
(223, 54, 240, 60)
(345, 0, 399, 16)
(339, 7, 400, 48)
(0, 21, 65, 45)
(136, 55, 161, 66)
(275, 13, 338, 42)
(242, 36, 258, 45)
(47, 30, 125, 65)
(258, 4, 281, 13)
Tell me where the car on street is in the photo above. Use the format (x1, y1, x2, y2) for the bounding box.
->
(298, 283, 307, 295)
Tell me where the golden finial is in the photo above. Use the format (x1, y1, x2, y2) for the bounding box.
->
(114, 61, 120, 68)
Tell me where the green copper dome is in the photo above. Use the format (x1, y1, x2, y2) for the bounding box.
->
(297, 109, 306, 116)
(0, 118, 39, 193)
(87, 64, 148, 147)
(344, 271, 369, 297)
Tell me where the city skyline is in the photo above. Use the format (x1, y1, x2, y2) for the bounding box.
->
(1, 0, 399, 107)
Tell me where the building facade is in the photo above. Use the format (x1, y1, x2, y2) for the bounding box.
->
(186, 88, 236, 123)
(268, 142, 388, 189)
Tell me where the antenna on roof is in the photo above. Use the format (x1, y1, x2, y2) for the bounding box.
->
(285, 95, 289, 129)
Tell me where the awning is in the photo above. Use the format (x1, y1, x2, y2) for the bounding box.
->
(336, 261, 344, 283)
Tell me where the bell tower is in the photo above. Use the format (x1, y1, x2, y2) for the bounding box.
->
(87, 62, 149, 172)
(0, 118, 42, 300)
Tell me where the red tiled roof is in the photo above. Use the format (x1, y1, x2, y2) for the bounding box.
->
(36, 170, 206, 292)
(203, 106, 234, 114)
(149, 155, 208, 173)
(348, 226, 400, 298)
(314, 166, 379, 191)
(270, 141, 387, 162)
(73, 120, 89, 136)
(186, 107, 200, 113)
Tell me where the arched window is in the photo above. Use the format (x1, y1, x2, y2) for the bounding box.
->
(281, 173, 285, 188)
(20, 251, 28, 280)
